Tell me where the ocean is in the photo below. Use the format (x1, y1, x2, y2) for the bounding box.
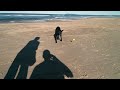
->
(0, 13, 120, 23)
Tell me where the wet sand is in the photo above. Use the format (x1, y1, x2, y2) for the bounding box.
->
(0, 17, 120, 79)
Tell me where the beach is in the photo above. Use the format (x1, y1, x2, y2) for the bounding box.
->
(0, 17, 120, 79)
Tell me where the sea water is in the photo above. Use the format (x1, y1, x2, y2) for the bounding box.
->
(0, 13, 120, 23)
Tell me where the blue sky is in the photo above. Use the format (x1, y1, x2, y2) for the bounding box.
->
(0, 11, 120, 15)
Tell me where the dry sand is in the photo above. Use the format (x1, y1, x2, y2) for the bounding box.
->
(0, 18, 120, 79)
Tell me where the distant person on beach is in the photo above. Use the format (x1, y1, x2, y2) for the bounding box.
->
(30, 50, 73, 79)
(4, 37, 40, 79)
(54, 26, 63, 43)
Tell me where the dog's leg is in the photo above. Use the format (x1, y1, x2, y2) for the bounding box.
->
(54, 34, 57, 43)
(60, 34, 62, 41)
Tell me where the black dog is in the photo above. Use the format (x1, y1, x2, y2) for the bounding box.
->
(54, 26, 63, 43)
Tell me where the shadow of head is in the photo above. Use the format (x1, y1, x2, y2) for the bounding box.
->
(34, 37, 40, 41)
(43, 50, 51, 60)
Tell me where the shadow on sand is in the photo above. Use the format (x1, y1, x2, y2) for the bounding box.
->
(4, 37, 40, 79)
(30, 50, 73, 79)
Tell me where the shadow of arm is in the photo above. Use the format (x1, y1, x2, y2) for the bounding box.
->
(64, 66, 73, 78)
(51, 55, 73, 78)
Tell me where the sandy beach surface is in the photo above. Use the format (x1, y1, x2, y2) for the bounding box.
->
(0, 17, 120, 79)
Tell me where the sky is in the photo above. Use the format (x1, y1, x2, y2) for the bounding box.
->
(0, 11, 120, 15)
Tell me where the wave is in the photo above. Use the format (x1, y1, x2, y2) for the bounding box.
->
(0, 14, 50, 17)
(0, 13, 119, 23)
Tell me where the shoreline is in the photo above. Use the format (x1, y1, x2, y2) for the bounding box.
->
(0, 16, 120, 24)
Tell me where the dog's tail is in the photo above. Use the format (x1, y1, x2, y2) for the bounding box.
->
(61, 30, 64, 32)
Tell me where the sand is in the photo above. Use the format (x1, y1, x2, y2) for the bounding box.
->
(0, 17, 120, 79)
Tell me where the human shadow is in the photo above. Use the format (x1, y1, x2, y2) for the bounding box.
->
(4, 37, 40, 79)
(30, 50, 73, 79)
